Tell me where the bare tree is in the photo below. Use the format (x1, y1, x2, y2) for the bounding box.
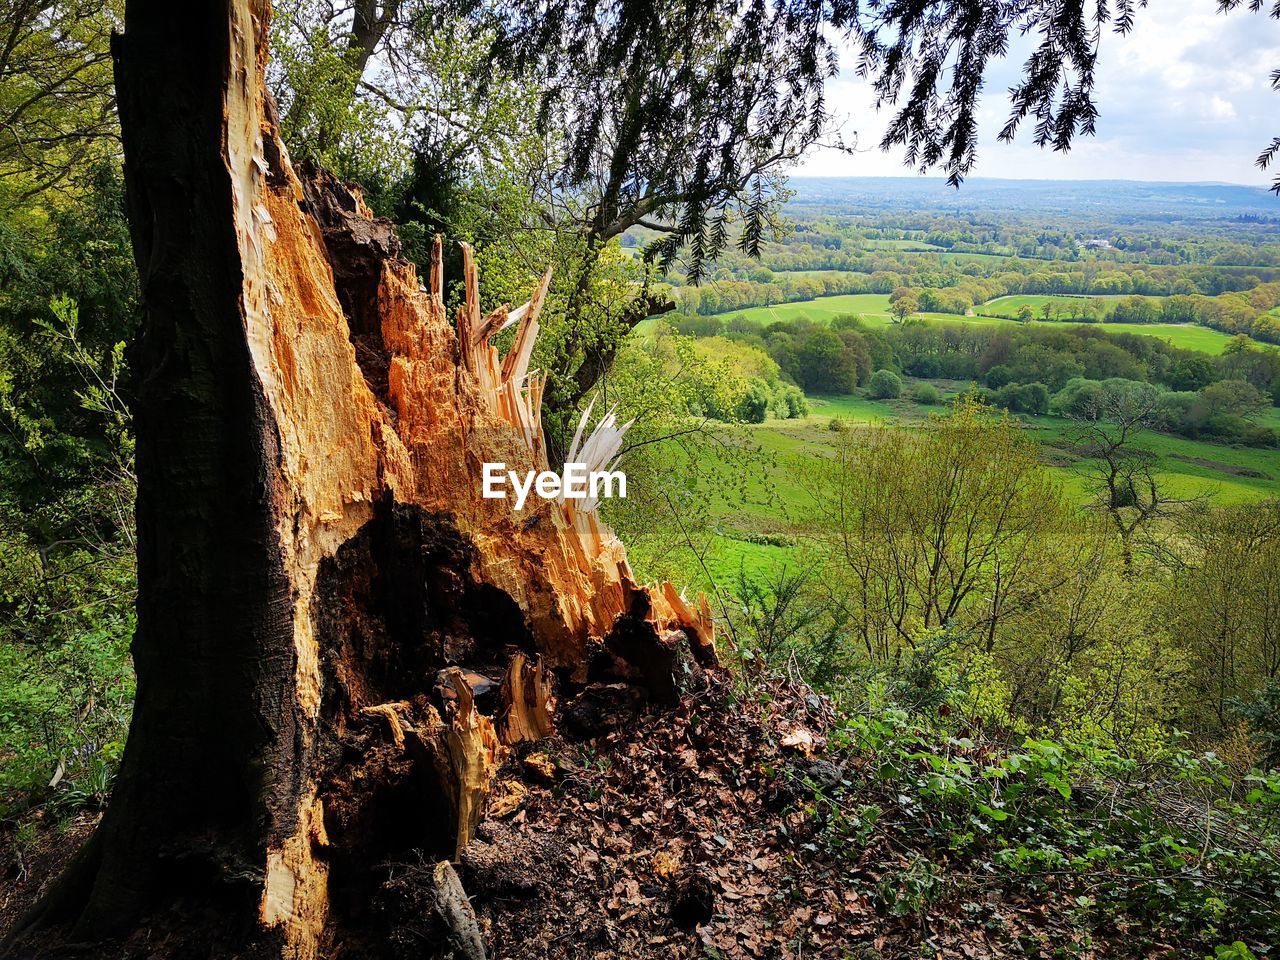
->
(804, 398, 1072, 661)
(1068, 386, 1205, 567)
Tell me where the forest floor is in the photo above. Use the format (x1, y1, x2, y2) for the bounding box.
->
(0, 812, 96, 936)
(0, 675, 1233, 959)
(437, 677, 1187, 960)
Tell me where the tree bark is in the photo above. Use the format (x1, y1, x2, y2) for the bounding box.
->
(4, 2, 714, 957)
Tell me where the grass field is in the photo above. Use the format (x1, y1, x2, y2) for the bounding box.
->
(1089, 322, 1240, 354)
(707, 292, 1244, 354)
(984, 293, 1160, 316)
(861, 238, 946, 251)
(716, 293, 893, 324)
(664, 389, 1280, 589)
(715, 295, 1018, 330)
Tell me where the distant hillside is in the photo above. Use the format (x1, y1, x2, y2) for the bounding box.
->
(789, 176, 1280, 221)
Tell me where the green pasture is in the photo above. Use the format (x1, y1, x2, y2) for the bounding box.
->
(984, 293, 1156, 315)
(715, 293, 892, 324)
(665, 389, 1280, 590)
(861, 238, 946, 251)
(1085, 322, 1239, 354)
(705, 291, 1241, 354)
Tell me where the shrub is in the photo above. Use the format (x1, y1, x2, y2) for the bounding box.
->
(910, 382, 941, 405)
(868, 369, 903, 399)
(735, 379, 771, 423)
(778, 383, 810, 419)
(988, 381, 1049, 415)
(985, 364, 1014, 389)
(1016, 382, 1050, 415)
(1229, 679, 1280, 770)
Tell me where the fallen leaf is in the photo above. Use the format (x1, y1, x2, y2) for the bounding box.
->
(487, 779, 527, 818)
(653, 849, 682, 879)
(781, 726, 816, 758)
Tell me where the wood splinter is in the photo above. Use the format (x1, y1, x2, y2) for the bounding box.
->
(440, 668, 505, 859)
(498, 652, 556, 745)
(360, 701, 412, 751)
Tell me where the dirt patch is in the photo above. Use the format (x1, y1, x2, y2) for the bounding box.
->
(0, 813, 98, 936)
(1168, 453, 1271, 479)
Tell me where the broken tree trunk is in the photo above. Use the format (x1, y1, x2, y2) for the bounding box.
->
(3, 2, 714, 958)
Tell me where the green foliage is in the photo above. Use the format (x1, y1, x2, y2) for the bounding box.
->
(1166, 503, 1280, 742)
(1210, 944, 1259, 960)
(987, 381, 1049, 414)
(1229, 681, 1280, 771)
(490, 0, 823, 281)
(795, 329, 862, 394)
(911, 384, 942, 407)
(0, 0, 121, 203)
(808, 665, 1280, 955)
(0, 155, 137, 821)
(729, 564, 848, 682)
(867, 369, 902, 399)
(271, 2, 409, 179)
(0, 581, 135, 816)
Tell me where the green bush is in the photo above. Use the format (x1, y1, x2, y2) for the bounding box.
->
(779, 383, 810, 418)
(0, 541, 135, 818)
(985, 364, 1014, 388)
(868, 369, 903, 399)
(1230, 680, 1280, 770)
(910, 382, 941, 405)
(735, 379, 771, 423)
(736, 379, 810, 422)
(989, 381, 1050, 415)
(807, 666, 1280, 956)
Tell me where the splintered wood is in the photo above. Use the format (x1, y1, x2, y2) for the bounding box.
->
(499, 653, 556, 744)
(441, 670, 504, 859)
(214, 4, 716, 952)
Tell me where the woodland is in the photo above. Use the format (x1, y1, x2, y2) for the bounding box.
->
(0, 1, 1278, 959)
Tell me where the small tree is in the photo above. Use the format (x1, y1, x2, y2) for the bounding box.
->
(1163, 502, 1280, 735)
(869, 369, 903, 399)
(891, 294, 920, 323)
(803, 398, 1074, 658)
(910, 382, 942, 405)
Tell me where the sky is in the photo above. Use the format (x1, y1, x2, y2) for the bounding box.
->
(798, 0, 1280, 186)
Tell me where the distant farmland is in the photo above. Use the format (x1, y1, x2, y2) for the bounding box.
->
(982, 293, 1165, 319)
(702, 293, 1248, 354)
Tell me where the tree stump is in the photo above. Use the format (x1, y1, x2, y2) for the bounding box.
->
(4, 2, 715, 957)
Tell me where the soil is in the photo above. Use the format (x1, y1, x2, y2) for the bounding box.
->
(1168, 453, 1271, 479)
(2, 679, 1170, 959)
(0, 813, 97, 936)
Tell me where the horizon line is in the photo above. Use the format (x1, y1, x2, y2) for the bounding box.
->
(789, 173, 1274, 191)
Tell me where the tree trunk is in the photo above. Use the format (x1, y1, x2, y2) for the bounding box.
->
(5, 2, 714, 957)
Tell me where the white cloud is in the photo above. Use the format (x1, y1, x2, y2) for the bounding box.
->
(797, 0, 1280, 185)
(1206, 95, 1238, 121)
